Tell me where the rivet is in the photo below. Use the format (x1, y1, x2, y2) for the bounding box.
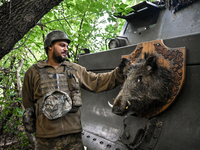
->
(116, 148, 120, 150)
(87, 135, 90, 138)
(100, 141, 104, 144)
(107, 144, 111, 148)
(93, 138, 96, 141)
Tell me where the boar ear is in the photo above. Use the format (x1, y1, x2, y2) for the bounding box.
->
(122, 58, 130, 66)
(118, 58, 131, 74)
(119, 58, 131, 69)
(145, 56, 157, 71)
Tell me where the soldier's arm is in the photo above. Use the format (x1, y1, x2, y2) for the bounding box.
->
(72, 63, 124, 93)
(22, 67, 35, 109)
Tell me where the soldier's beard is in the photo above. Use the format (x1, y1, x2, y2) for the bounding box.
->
(53, 48, 66, 63)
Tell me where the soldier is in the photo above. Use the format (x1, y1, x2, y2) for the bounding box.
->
(22, 30, 125, 150)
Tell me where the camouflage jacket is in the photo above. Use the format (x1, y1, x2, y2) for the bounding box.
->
(22, 60, 124, 138)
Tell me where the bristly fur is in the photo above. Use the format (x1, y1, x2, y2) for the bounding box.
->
(113, 53, 174, 117)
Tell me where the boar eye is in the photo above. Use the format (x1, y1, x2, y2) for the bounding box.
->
(137, 76, 142, 83)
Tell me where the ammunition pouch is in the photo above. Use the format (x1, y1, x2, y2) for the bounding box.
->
(22, 106, 36, 134)
(41, 90, 72, 120)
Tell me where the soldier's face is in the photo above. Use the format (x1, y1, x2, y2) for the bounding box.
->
(51, 41, 69, 63)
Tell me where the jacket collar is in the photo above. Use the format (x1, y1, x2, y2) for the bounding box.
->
(36, 60, 72, 68)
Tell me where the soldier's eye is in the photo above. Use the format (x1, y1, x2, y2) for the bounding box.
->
(137, 76, 142, 83)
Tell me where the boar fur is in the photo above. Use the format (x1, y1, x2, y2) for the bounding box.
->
(113, 53, 174, 117)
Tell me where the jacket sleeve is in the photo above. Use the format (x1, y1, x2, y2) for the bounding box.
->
(22, 66, 35, 109)
(72, 63, 124, 93)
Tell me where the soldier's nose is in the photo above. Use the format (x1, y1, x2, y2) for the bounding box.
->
(64, 46, 68, 52)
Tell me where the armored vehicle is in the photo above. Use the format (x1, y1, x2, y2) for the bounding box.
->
(78, 1, 200, 150)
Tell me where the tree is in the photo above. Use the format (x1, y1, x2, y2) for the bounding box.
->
(0, 0, 64, 60)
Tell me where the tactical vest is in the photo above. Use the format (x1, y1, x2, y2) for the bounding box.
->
(34, 64, 83, 119)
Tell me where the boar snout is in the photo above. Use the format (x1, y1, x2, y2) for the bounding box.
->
(112, 95, 131, 115)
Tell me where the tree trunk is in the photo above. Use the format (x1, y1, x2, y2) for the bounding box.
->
(0, 0, 63, 60)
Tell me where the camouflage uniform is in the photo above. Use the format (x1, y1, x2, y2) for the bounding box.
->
(35, 133, 84, 150)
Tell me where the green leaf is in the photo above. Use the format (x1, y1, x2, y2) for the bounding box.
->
(82, 23, 92, 32)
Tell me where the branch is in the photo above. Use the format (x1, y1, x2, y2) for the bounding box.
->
(53, 9, 66, 32)
(74, 12, 87, 61)
(79, 13, 86, 33)
(86, 19, 97, 42)
(12, 27, 35, 50)
(61, 2, 73, 30)
(41, 12, 97, 25)
(16, 59, 24, 96)
(38, 20, 45, 41)
(10, 56, 16, 70)
(0, 56, 16, 88)
(25, 46, 38, 62)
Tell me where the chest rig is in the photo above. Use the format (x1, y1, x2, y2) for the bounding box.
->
(34, 64, 83, 120)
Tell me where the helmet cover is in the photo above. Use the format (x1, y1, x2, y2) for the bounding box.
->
(44, 30, 71, 49)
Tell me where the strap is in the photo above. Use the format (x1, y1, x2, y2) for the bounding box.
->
(33, 64, 45, 116)
(65, 65, 77, 79)
(123, 117, 164, 150)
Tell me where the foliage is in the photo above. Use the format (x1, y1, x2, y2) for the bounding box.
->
(11, 0, 131, 62)
(0, 56, 30, 149)
(0, 0, 142, 149)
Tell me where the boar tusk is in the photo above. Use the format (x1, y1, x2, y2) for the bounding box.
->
(108, 101, 113, 108)
(126, 101, 131, 109)
(127, 100, 131, 106)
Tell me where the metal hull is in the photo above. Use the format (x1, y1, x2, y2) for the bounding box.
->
(79, 1, 200, 150)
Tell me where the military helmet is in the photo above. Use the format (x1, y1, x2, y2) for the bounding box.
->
(44, 30, 71, 49)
